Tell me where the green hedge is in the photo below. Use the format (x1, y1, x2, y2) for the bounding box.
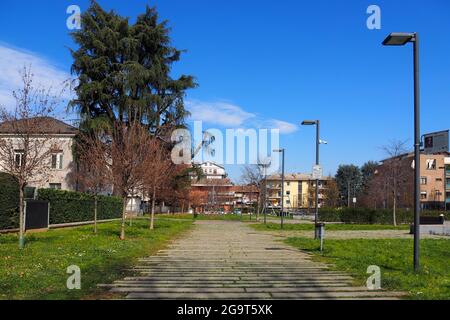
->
(0, 173, 19, 229)
(37, 189, 123, 225)
(319, 207, 450, 225)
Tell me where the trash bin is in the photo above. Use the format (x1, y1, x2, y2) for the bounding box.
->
(315, 223, 325, 251)
(315, 222, 325, 239)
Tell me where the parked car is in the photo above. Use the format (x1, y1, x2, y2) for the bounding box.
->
(233, 209, 242, 215)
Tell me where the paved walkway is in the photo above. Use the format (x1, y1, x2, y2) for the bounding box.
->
(102, 221, 403, 300)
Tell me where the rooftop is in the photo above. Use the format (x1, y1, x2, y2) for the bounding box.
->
(0, 117, 78, 135)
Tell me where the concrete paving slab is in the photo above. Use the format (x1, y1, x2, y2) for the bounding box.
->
(101, 220, 404, 300)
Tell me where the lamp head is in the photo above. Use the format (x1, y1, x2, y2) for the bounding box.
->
(301, 120, 317, 126)
(382, 32, 415, 46)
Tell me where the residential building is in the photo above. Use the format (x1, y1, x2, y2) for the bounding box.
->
(373, 151, 450, 210)
(189, 163, 260, 213)
(190, 177, 234, 213)
(232, 185, 259, 209)
(198, 161, 227, 179)
(265, 173, 332, 210)
(445, 157, 450, 210)
(0, 117, 78, 191)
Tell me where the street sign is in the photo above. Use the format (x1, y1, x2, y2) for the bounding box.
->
(353, 197, 357, 204)
(423, 130, 449, 154)
(312, 165, 323, 180)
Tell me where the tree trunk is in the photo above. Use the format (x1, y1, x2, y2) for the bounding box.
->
(150, 186, 156, 230)
(19, 185, 25, 249)
(393, 190, 397, 227)
(120, 197, 127, 240)
(256, 192, 260, 222)
(181, 203, 185, 214)
(94, 195, 98, 234)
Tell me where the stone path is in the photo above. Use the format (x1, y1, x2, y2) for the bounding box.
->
(102, 220, 404, 300)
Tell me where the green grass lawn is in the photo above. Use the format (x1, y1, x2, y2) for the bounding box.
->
(0, 218, 193, 300)
(158, 213, 258, 221)
(285, 237, 450, 299)
(251, 222, 410, 231)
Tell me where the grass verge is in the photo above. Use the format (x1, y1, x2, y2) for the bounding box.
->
(285, 237, 450, 299)
(0, 218, 193, 300)
(158, 213, 259, 221)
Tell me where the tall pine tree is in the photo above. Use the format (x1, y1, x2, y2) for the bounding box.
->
(69, 1, 196, 135)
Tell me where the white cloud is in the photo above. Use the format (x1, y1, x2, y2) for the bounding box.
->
(186, 99, 298, 134)
(186, 100, 255, 127)
(264, 119, 298, 134)
(0, 43, 73, 110)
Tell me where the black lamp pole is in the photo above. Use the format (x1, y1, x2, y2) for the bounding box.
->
(382, 32, 421, 272)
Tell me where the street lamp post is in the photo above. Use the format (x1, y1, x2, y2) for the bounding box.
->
(273, 148, 285, 229)
(302, 120, 322, 238)
(383, 32, 421, 272)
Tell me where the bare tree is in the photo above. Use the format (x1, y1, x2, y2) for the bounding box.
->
(240, 164, 264, 221)
(82, 122, 154, 239)
(322, 179, 340, 208)
(189, 190, 208, 214)
(142, 138, 173, 230)
(0, 67, 62, 248)
(69, 133, 111, 233)
(381, 139, 408, 226)
(112, 122, 157, 239)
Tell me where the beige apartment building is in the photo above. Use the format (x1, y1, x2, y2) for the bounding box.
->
(0, 117, 78, 191)
(265, 173, 332, 210)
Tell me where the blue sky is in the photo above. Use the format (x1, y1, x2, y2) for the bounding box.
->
(0, 0, 449, 182)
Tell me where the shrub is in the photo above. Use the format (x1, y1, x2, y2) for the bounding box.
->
(0, 173, 19, 229)
(37, 189, 122, 224)
(319, 207, 450, 224)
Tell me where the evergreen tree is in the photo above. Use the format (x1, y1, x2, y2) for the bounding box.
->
(335, 164, 362, 207)
(361, 161, 378, 193)
(69, 1, 196, 135)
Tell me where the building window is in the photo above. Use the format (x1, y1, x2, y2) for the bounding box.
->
(286, 191, 290, 195)
(420, 177, 427, 185)
(426, 159, 436, 170)
(287, 182, 290, 186)
(14, 150, 24, 168)
(49, 183, 62, 190)
(420, 192, 427, 200)
(51, 153, 63, 170)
